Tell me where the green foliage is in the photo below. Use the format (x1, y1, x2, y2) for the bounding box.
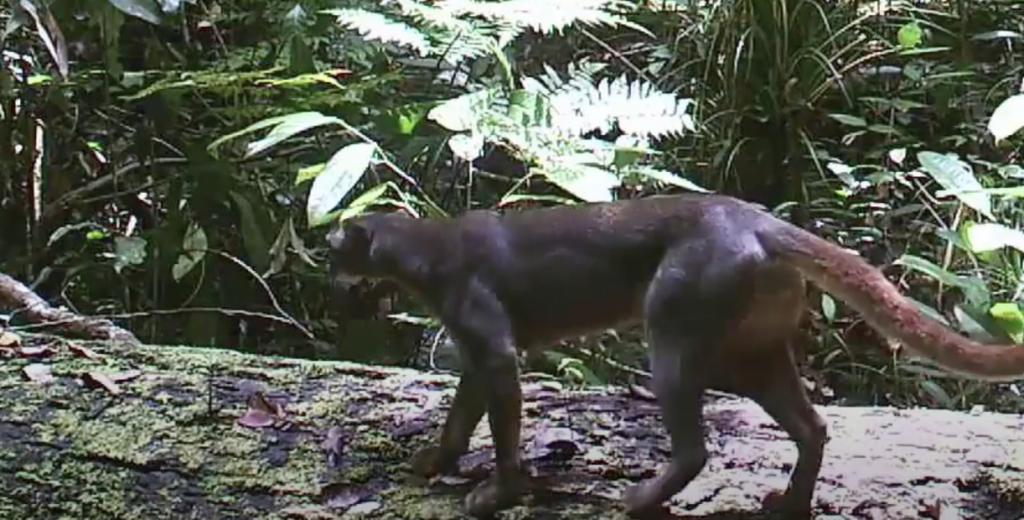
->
(6, 0, 1024, 415)
(324, 0, 648, 67)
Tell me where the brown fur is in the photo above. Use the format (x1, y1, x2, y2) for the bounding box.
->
(327, 193, 1022, 519)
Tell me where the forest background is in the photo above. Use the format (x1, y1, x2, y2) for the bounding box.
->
(4, 0, 1024, 415)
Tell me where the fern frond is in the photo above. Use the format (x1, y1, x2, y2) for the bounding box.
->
(439, 0, 643, 35)
(524, 67, 695, 139)
(322, 9, 431, 57)
(328, 1, 648, 69)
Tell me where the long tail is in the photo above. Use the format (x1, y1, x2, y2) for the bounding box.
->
(757, 222, 1024, 381)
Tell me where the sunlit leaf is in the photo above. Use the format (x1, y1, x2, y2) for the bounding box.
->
(17, 0, 69, 79)
(209, 112, 331, 156)
(307, 143, 378, 227)
(172, 223, 208, 282)
(107, 0, 162, 24)
(821, 294, 836, 322)
(538, 161, 620, 203)
(894, 254, 990, 308)
(246, 112, 344, 158)
(112, 236, 147, 274)
(988, 94, 1024, 143)
(989, 302, 1024, 344)
(897, 21, 923, 49)
(633, 167, 711, 193)
(964, 222, 1024, 253)
(828, 114, 867, 127)
(917, 151, 992, 219)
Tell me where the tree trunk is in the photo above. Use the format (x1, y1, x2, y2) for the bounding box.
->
(0, 334, 1021, 520)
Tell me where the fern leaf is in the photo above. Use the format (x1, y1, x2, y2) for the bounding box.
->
(524, 70, 695, 139)
(438, 0, 645, 35)
(323, 8, 431, 56)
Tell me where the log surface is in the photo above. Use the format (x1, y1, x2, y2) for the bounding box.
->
(0, 335, 1022, 520)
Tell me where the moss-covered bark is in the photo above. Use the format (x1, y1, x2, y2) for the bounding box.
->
(1, 335, 1022, 520)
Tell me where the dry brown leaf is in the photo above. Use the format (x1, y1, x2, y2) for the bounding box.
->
(0, 330, 22, 348)
(248, 391, 285, 419)
(321, 426, 346, 469)
(81, 371, 122, 395)
(23, 363, 55, 384)
(237, 408, 275, 429)
(237, 391, 286, 430)
(920, 498, 961, 520)
(17, 345, 54, 358)
(66, 342, 102, 360)
(109, 369, 142, 383)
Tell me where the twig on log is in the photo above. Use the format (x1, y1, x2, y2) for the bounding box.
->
(0, 271, 138, 344)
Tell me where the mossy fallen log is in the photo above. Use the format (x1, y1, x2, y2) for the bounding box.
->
(1, 335, 1023, 520)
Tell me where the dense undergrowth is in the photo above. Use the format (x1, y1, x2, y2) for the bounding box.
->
(3, 0, 1024, 413)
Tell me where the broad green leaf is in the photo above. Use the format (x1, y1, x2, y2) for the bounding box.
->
(894, 254, 990, 308)
(337, 182, 396, 222)
(112, 236, 147, 274)
(821, 293, 836, 322)
(826, 162, 857, 187)
(246, 112, 344, 158)
(209, 112, 332, 156)
(989, 302, 1024, 344)
(172, 223, 208, 281)
(964, 222, 1024, 253)
(827, 114, 867, 127)
(107, 0, 162, 24)
(538, 161, 620, 203)
(916, 151, 992, 219)
(228, 191, 272, 275)
(294, 163, 326, 186)
(888, 148, 907, 165)
(307, 142, 377, 227)
(897, 21, 923, 49)
(988, 94, 1024, 142)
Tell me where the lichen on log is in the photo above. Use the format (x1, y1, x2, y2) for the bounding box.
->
(0, 334, 1022, 520)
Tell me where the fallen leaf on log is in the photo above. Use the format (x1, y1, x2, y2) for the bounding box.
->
(0, 329, 21, 348)
(66, 341, 103, 360)
(17, 344, 55, 358)
(23, 363, 54, 383)
(237, 391, 288, 429)
(81, 371, 123, 395)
